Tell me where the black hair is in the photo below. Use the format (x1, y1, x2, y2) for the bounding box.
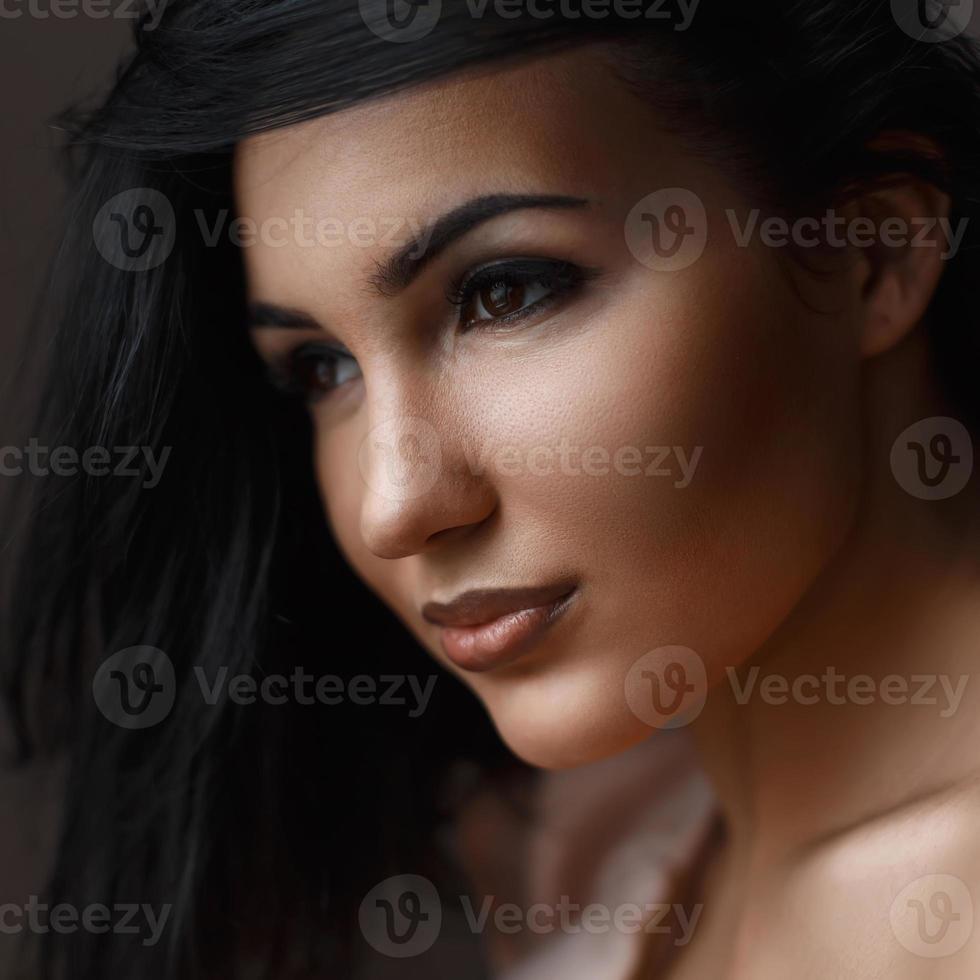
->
(2, 2, 979, 977)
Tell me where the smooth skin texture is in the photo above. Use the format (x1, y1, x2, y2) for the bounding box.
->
(237, 46, 980, 980)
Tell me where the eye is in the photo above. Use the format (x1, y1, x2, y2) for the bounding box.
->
(448, 258, 596, 331)
(268, 342, 361, 403)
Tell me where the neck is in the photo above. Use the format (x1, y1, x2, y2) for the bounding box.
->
(692, 329, 980, 864)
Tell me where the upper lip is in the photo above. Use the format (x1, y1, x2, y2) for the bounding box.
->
(421, 581, 577, 629)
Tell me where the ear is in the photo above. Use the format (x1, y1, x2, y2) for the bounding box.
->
(843, 139, 952, 359)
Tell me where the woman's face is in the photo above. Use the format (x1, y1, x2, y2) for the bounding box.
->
(238, 45, 864, 768)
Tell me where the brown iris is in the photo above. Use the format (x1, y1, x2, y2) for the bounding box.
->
(473, 280, 527, 320)
(291, 346, 337, 396)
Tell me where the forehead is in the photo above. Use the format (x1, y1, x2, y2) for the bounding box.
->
(232, 47, 663, 301)
(234, 45, 632, 207)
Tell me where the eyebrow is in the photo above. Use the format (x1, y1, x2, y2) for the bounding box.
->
(247, 192, 591, 331)
(367, 192, 591, 296)
(246, 302, 321, 331)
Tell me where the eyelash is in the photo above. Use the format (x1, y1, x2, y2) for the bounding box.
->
(446, 257, 596, 331)
(267, 257, 597, 403)
(267, 342, 356, 404)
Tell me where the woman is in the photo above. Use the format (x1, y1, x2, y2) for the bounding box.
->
(3, 1, 980, 977)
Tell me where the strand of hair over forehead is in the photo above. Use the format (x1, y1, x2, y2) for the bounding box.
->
(59, 0, 791, 157)
(60, 1, 604, 155)
(57, 0, 980, 195)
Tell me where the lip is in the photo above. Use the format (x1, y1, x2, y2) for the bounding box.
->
(422, 581, 577, 673)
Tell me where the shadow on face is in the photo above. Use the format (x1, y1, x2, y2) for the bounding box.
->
(237, 45, 863, 768)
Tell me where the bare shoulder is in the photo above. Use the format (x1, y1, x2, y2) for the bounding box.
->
(739, 779, 980, 980)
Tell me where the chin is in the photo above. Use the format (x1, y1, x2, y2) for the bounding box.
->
(475, 659, 665, 770)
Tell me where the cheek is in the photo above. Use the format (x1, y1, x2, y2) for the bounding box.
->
(614, 259, 861, 660)
(467, 256, 864, 767)
(476, 248, 861, 623)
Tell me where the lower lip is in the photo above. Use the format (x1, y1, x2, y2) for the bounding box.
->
(438, 591, 576, 673)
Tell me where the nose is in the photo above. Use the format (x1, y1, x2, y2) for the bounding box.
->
(357, 414, 497, 560)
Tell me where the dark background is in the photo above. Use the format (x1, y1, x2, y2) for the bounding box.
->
(0, 11, 131, 967)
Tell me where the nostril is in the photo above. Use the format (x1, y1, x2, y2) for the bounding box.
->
(359, 482, 497, 560)
(425, 522, 476, 547)
(359, 505, 418, 561)
(424, 497, 498, 548)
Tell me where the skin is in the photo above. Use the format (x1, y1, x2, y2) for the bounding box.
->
(236, 45, 980, 979)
